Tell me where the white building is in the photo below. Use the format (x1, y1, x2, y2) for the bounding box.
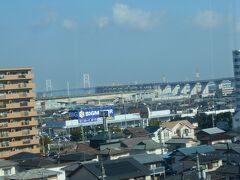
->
(161, 120, 196, 139)
(233, 50, 240, 129)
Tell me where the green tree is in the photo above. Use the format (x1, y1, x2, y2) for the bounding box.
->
(40, 135, 52, 146)
(149, 120, 161, 126)
(196, 112, 232, 129)
(70, 128, 82, 142)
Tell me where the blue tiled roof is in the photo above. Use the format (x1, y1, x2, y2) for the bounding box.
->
(177, 145, 215, 156)
(145, 126, 160, 133)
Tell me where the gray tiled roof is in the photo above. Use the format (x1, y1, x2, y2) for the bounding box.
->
(165, 138, 196, 144)
(201, 127, 225, 135)
(82, 157, 151, 180)
(130, 153, 165, 164)
(0, 159, 18, 168)
(7, 168, 59, 180)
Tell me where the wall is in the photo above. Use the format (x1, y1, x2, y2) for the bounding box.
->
(47, 166, 66, 180)
(0, 166, 16, 177)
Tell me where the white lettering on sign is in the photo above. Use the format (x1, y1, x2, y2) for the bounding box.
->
(85, 110, 100, 116)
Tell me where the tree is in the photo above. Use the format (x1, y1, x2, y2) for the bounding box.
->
(196, 112, 232, 129)
(70, 128, 82, 142)
(40, 135, 52, 146)
(149, 120, 161, 126)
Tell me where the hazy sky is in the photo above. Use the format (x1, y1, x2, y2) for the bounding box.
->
(1, 0, 240, 91)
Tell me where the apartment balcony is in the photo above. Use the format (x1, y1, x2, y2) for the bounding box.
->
(151, 167, 165, 176)
(0, 92, 35, 100)
(0, 128, 38, 139)
(18, 92, 36, 99)
(0, 83, 35, 90)
(21, 120, 38, 127)
(0, 120, 38, 130)
(0, 139, 39, 149)
(0, 100, 35, 110)
(0, 110, 37, 120)
(0, 74, 34, 81)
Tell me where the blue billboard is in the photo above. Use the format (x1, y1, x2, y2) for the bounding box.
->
(68, 106, 114, 124)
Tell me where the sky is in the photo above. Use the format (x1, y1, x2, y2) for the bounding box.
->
(1, 0, 240, 91)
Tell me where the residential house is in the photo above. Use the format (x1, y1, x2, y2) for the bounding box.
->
(145, 126, 172, 144)
(89, 132, 124, 149)
(15, 157, 56, 171)
(214, 165, 240, 180)
(99, 148, 130, 161)
(166, 145, 215, 173)
(196, 127, 232, 145)
(64, 157, 152, 180)
(121, 137, 167, 155)
(161, 120, 195, 139)
(99, 142, 130, 160)
(165, 138, 199, 151)
(59, 152, 97, 163)
(213, 143, 240, 165)
(0, 159, 18, 177)
(131, 153, 166, 179)
(123, 127, 150, 138)
(179, 152, 223, 174)
(165, 170, 199, 180)
(6, 152, 40, 162)
(75, 143, 99, 155)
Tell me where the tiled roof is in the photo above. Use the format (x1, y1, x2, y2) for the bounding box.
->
(18, 157, 56, 168)
(99, 148, 129, 156)
(59, 152, 96, 163)
(131, 153, 164, 164)
(161, 120, 195, 130)
(82, 158, 151, 179)
(145, 126, 160, 133)
(139, 139, 166, 150)
(201, 127, 225, 135)
(121, 137, 149, 148)
(215, 165, 240, 175)
(7, 168, 59, 180)
(7, 152, 40, 161)
(76, 143, 99, 155)
(177, 145, 215, 156)
(124, 127, 149, 138)
(166, 138, 197, 144)
(0, 159, 18, 168)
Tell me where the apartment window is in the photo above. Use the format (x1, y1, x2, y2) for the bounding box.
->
(3, 168, 12, 176)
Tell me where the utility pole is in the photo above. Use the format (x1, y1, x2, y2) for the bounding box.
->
(81, 125, 85, 142)
(101, 155, 106, 180)
(39, 114, 45, 155)
(99, 111, 109, 132)
(196, 152, 201, 179)
(212, 97, 215, 128)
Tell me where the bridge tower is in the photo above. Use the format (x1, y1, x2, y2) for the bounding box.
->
(45, 79, 53, 97)
(83, 73, 91, 89)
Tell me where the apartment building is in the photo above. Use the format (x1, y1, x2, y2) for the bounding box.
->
(0, 68, 39, 158)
